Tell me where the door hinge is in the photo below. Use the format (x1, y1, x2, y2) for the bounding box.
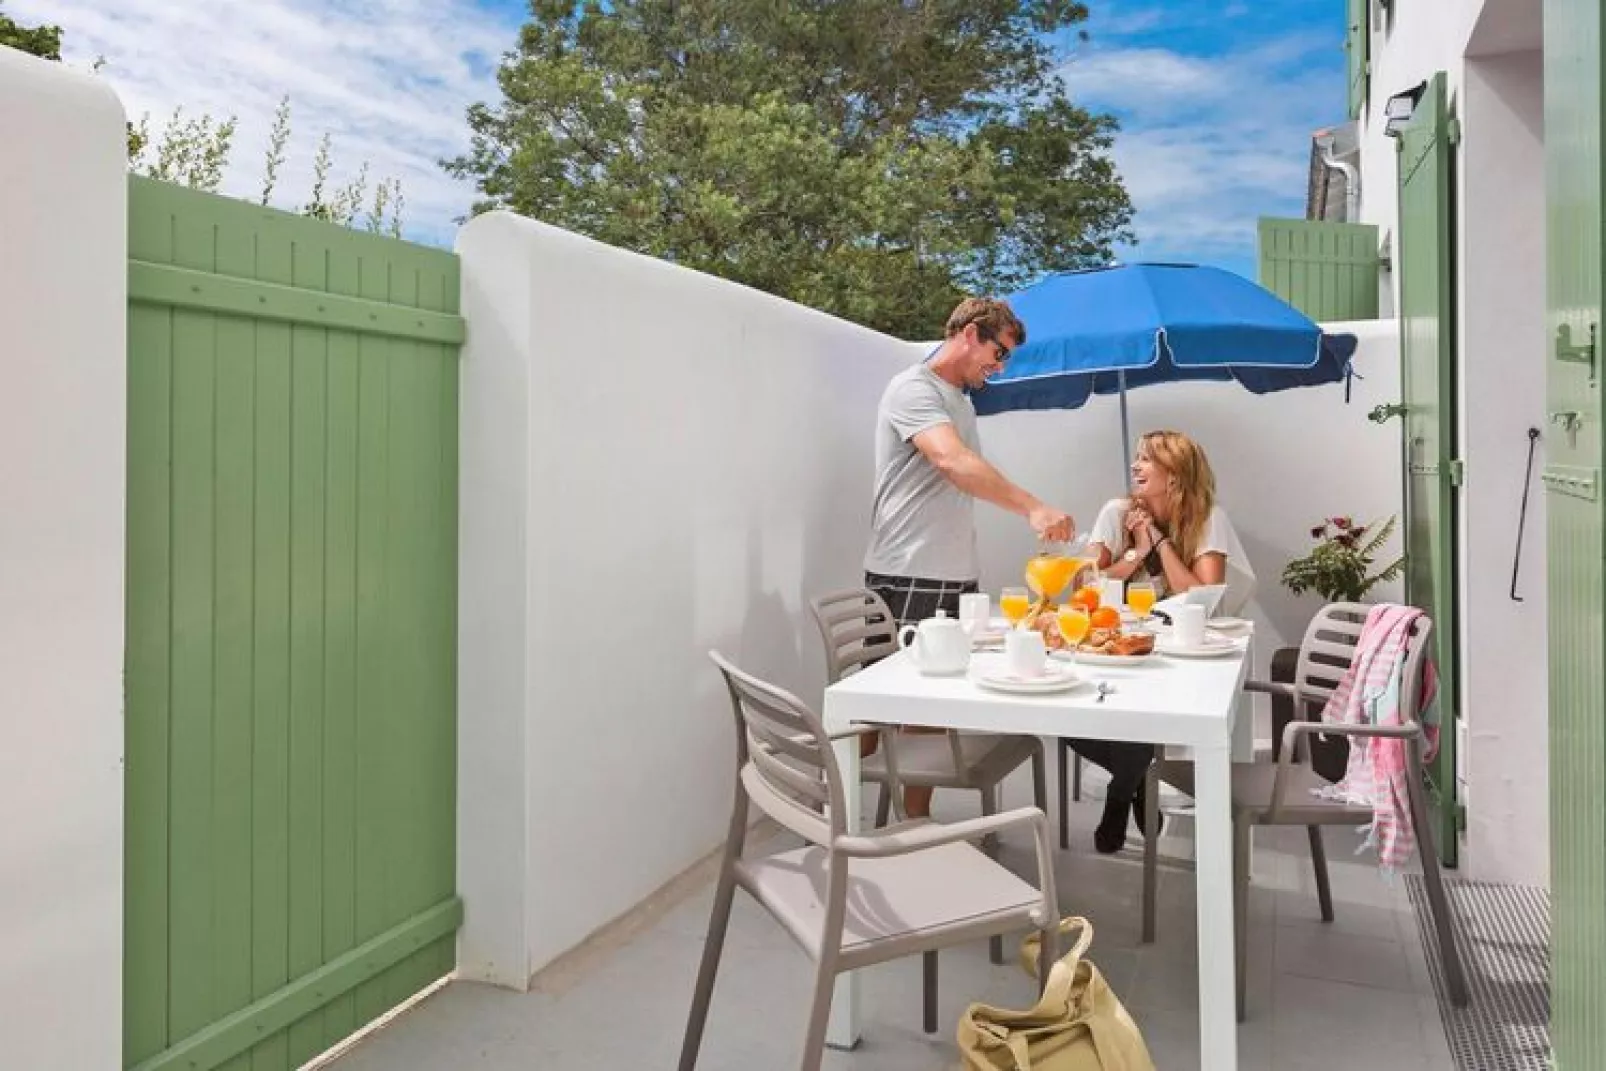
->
(1447, 459, 1465, 486)
(1555, 322, 1598, 385)
(1446, 117, 1463, 146)
(1542, 465, 1599, 502)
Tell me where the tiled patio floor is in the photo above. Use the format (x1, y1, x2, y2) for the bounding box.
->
(326, 765, 1455, 1070)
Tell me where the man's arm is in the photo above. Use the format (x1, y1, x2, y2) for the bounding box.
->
(911, 424, 1073, 540)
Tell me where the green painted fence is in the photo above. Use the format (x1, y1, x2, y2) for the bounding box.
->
(1257, 217, 1380, 322)
(123, 175, 463, 1071)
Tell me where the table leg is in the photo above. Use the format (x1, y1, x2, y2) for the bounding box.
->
(825, 713, 862, 1050)
(1192, 743, 1238, 1071)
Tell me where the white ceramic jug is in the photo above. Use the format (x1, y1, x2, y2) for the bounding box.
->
(898, 610, 971, 675)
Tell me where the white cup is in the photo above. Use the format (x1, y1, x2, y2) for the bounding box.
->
(1173, 604, 1207, 648)
(958, 592, 991, 632)
(1099, 577, 1126, 610)
(1004, 629, 1048, 678)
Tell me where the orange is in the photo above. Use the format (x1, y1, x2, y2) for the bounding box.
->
(1089, 606, 1122, 631)
(1071, 586, 1101, 612)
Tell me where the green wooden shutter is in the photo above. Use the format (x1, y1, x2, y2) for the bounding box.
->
(1395, 72, 1460, 867)
(1544, 0, 1606, 1062)
(1346, 0, 1370, 120)
(1257, 218, 1380, 321)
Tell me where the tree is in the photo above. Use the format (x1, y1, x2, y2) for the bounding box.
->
(8, 11, 407, 238)
(0, 2, 61, 60)
(446, 0, 1134, 337)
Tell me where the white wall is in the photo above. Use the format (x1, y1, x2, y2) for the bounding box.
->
(1355, 0, 1549, 885)
(455, 212, 916, 985)
(0, 48, 128, 1069)
(1458, 49, 1548, 887)
(977, 320, 1406, 744)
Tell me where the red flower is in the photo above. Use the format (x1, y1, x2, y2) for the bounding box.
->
(1310, 524, 1327, 540)
(1333, 516, 1354, 530)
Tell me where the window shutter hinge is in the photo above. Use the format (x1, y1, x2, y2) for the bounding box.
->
(1448, 459, 1466, 486)
(1447, 118, 1463, 145)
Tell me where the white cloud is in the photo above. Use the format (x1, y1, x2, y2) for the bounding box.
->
(9, 0, 521, 246)
(1058, 34, 1340, 266)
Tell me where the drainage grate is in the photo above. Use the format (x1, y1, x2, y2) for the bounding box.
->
(1406, 876, 1551, 1071)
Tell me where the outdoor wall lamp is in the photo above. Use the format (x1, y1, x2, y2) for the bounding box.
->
(1383, 81, 1427, 138)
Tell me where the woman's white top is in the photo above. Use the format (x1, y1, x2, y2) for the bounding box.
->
(1086, 498, 1256, 615)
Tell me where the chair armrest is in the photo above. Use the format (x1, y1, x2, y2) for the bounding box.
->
(1267, 721, 1422, 820)
(836, 807, 1059, 930)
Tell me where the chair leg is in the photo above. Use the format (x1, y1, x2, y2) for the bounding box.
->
(1233, 816, 1251, 1023)
(1057, 739, 1070, 850)
(799, 955, 839, 1071)
(678, 867, 740, 1071)
(1408, 780, 1471, 1006)
(1141, 763, 1160, 944)
(1307, 825, 1335, 923)
(922, 951, 939, 1034)
(874, 784, 891, 829)
(980, 786, 1006, 964)
(1072, 751, 1083, 802)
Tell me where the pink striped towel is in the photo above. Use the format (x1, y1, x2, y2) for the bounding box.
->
(1315, 604, 1439, 872)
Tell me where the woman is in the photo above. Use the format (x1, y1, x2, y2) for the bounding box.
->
(1073, 430, 1247, 853)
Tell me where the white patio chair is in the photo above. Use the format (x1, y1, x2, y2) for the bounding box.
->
(809, 588, 1047, 964)
(678, 652, 1060, 1071)
(1137, 603, 1470, 1020)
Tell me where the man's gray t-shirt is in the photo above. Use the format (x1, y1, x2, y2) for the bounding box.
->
(863, 363, 980, 581)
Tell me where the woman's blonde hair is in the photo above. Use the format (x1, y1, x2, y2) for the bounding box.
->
(1137, 430, 1216, 564)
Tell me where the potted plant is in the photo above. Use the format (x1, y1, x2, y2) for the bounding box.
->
(1281, 515, 1406, 603)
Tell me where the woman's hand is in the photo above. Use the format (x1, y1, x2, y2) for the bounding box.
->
(1124, 507, 1155, 553)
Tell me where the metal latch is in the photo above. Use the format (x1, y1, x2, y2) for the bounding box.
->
(1369, 402, 1408, 424)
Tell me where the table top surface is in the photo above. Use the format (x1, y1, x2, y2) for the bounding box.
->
(823, 645, 1250, 749)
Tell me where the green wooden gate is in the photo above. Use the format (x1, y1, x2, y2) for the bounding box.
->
(1544, 0, 1606, 1063)
(1256, 217, 1381, 322)
(123, 176, 464, 1071)
(1395, 72, 1462, 867)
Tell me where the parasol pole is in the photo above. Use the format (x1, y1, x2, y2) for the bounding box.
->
(1118, 370, 1133, 482)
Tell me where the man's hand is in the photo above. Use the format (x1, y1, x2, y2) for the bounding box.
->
(1029, 505, 1075, 543)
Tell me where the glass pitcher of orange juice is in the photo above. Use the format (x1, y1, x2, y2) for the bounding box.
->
(1025, 536, 1090, 602)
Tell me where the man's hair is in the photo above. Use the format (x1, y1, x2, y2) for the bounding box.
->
(944, 297, 1026, 346)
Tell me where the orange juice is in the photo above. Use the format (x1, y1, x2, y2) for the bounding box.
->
(1000, 591, 1031, 624)
(1128, 586, 1158, 617)
(1026, 554, 1083, 599)
(1056, 606, 1091, 647)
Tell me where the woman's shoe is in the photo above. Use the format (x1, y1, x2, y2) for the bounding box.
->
(1094, 793, 1129, 854)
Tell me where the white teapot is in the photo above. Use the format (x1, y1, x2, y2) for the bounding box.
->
(898, 610, 971, 676)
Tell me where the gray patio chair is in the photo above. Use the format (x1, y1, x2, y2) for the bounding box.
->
(1137, 603, 1470, 1020)
(809, 588, 1048, 964)
(679, 652, 1060, 1071)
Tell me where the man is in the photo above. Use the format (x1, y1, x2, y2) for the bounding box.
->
(863, 296, 1076, 817)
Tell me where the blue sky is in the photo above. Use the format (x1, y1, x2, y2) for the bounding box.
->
(23, 0, 1344, 281)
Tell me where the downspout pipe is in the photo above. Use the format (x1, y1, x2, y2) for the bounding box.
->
(1314, 128, 1360, 221)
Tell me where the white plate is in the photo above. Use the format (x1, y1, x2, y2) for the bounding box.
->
(1053, 649, 1155, 668)
(970, 664, 1084, 695)
(1155, 635, 1245, 659)
(1208, 617, 1253, 635)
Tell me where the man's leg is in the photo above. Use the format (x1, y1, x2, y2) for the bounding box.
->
(862, 574, 976, 820)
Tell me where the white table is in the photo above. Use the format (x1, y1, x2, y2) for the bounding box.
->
(822, 644, 1252, 1071)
